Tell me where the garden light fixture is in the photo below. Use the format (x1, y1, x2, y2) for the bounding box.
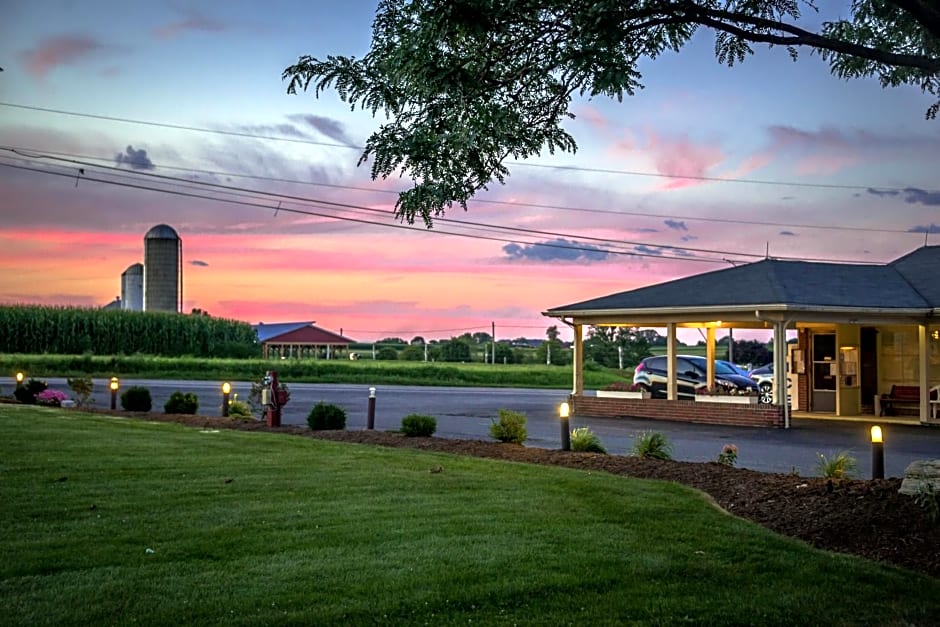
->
(559, 401, 571, 451)
(109, 377, 119, 410)
(870, 425, 884, 479)
(222, 382, 231, 417)
(15, 371, 24, 385)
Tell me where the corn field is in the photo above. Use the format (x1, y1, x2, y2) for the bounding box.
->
(0, 305, 258, 357)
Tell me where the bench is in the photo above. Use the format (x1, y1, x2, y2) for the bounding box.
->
(879, 385, 940, 418)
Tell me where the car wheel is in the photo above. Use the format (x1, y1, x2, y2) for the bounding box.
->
(759, 383, 773, 404)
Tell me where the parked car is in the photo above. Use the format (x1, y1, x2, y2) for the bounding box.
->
(747, 363, 773, 378)
(752, 373, 792, 405)
(633, 355, 759, 400)
(719, 360, 751, 377)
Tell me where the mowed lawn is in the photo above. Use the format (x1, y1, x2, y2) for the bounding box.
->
(1, 408, 938, 626)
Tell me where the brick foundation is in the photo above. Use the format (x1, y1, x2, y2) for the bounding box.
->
(571, 395, 785, 428)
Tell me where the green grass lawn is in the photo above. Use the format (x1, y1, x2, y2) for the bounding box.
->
(2, 406, 938, 625)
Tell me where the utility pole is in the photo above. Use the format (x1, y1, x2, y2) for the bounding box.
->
(491, 321, 495, 366)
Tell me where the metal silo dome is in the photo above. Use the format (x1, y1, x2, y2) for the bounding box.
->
(143, 224, 182, 313)
(144, 224, 180, 240)
(121, 263, 144, 311)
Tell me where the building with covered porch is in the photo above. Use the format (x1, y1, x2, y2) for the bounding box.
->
(252, 321, 354, 360)
(544, 246, 940, 429)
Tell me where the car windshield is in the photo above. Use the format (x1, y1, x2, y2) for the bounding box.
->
(688, 357, 737, 375)
(714, 361, 737, 375)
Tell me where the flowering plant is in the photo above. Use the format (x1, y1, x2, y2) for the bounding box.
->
(717, 444, 738, 467)
(603, 381, 647, 392)
(36, 389, 69, 407)
(695, 384, 756, 397)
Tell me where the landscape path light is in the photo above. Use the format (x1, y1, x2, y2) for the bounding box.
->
(367, 386, 376, 429)
(870, 425, 885, 480)
(109, 377, 120, 410)
(15, 371, 24, 386)
(222, 382, 231, 417)
(559, 401, 571, 451)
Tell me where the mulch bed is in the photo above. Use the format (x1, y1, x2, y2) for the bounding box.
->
(106, 411, 940, 578)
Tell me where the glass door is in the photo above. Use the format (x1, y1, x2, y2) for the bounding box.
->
(812, 333, 836, 412)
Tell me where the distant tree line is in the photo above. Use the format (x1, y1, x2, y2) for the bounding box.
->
(0, 305, 258, 357)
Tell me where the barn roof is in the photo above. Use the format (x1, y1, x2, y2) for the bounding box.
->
(252, 322, 353, 344)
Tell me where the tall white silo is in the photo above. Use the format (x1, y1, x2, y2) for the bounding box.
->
(121, 263, 143, 311)
(143, 224, 181, 313)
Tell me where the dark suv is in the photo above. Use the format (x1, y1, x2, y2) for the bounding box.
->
(632, 355, 759, 399)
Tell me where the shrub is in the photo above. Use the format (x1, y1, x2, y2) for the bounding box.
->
(912, 483, 939, 524)
(164, 391, 199, 415)
(227, 400, 253, 419)
(717, 444, 738, 467)
(489, 409, 527, 444)
(307, 402, 347, 430)
(120, 386, 152, 412)
(14, 378, 48, 404)
(816, 451, 857, 479)
(631, 430, 673, 460)
(67, 376, 94, 407)
(375, 346, 399, 360)
(570, 427, 607, 453)
(400, 414, 437, 437)
(36, 389, 69, 407)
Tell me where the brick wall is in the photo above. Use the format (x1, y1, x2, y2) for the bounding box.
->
(571, 395, 785, 428)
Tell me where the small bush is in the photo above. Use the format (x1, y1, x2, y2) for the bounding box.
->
(14, 378, 47, 404)
(489, 408, 527, 444)
(307, 402, 347, 430)
(375, 347, 399, 360)
(912, 483, 939, 524)
(632, 430, 673, 460)
(67, 376, 94, 407)
(400, 414, 437, 437)
(36, 389, 69, 407)
(164, 391, 199, 414)
(570, 427, 607, 453)
(227, 400, 253, 419)
(717, 444, 738, 467)
(120, 386, 152, 412)
(816, 451, 857, 479)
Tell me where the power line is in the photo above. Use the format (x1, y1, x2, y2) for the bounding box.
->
(2, 149, 751, 262)
(3, 147, 899, 264)
(3, 100, 933, 194)
(0, 159, 732, 264)
(0, 144, 919, 236)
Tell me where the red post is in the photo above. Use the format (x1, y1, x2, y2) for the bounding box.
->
(265, 370, 282, 427)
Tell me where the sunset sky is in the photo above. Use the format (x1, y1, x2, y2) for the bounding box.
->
(2, 1, 939, 344)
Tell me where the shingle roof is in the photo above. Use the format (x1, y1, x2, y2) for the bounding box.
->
(547, 246, 940, 314)
(252, 322, 313, 342)
(252, 322, 354, 344)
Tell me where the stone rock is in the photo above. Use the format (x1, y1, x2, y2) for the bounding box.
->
(60, 400, 76, 408)
(898, 460, 940, 495)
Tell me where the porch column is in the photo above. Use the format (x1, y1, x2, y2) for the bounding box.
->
(327, 344, 332, 360)
(919, 324, 929, 423)
(705, 326, 716, 390)
(773, 321, 789, 429)
(666, 322, 678, 400)
(572, 324, 584, 395)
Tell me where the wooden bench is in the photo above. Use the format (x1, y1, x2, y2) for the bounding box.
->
(879, 385, 940, 417)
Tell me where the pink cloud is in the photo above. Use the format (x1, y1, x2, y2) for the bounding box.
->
(19, 35, 106, 77)
(607, 129, 726, 190)
(575, 105, 609, 131)
(153, 15, 228, 39)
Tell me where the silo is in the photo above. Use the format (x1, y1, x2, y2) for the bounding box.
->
(143, 224, 181, 313)
(121, 263, 143, 311)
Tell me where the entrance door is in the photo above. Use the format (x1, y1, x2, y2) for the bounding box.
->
(860, 327, 878, 414)
(811, 332, 836, 412)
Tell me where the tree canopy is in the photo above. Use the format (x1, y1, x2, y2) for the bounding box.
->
(285, 1, 940, 226)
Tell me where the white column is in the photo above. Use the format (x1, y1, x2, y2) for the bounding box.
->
(706, 326, 716, 390)
(919, 324, 929, 423)
(572, 324, 584, 396)
(774, 321, 789, 428)
(667, 322, 678, 400)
